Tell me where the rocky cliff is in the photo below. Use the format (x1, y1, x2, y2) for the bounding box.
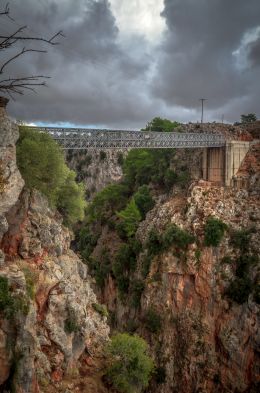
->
(0, 100, 109, 393)
(86, 147, 260, 392)
(66, 149, 127, 200)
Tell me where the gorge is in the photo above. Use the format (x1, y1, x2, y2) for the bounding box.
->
(0, 99, 259, 393)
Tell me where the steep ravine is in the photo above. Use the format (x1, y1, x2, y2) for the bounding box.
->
(0, 100, 109, 393)
(75, 138, 260, 391)
(1, 96, 259, 393)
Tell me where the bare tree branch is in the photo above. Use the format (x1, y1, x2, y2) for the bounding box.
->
(0, 2, 9, 16)
(0, 47, 47, 74)
(0, 3, 63, 96)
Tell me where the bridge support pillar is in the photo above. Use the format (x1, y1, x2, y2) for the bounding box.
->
(202, 146, 225, 185)
(224, 141, 250, 186)
(202, 141, 250, 186)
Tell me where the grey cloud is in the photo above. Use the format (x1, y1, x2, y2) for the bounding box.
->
(3, 0, 157, 127)
(248, 37, 260, 67)
(1, 0, 260, 126)
(152, 0, 260, 122)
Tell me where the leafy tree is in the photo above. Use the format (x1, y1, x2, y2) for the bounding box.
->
(56, 170, 86, 226)
(204, 217, 228, 247)
(17, 127, 66, 206)
(240, 113, 257, 123)
(17, 127, 86, 226)
(117, 199, 142, 238)
(105, 333, 154, 393)
(87, 183, 129, 223)
(133, 185, 155, 219)
(142, 117, 179, 133)
(123, 149, 174, 190)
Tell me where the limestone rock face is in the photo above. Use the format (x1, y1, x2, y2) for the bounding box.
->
(0, 105, 109, 393)
(0, 189, 109, 392)
(94, 180, 260, 393)
(0, 101, 24, 220)
(66, 149, 127, 199)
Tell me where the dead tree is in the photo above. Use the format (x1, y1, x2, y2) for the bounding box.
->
(0, 3, 63, 97)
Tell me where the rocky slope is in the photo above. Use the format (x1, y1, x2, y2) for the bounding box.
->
(66, 149, 127, 200)
(0, 99, 109, 393)
(86, 147, 260, 392)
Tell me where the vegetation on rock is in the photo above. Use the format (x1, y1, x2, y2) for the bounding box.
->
(142, 117, 179, 133)
(204, 217, 228, 247)
(17, 126, 86, 226)
(105, 333, 154, 393)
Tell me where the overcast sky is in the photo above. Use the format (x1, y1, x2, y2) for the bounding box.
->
(1, 0, 260, 128)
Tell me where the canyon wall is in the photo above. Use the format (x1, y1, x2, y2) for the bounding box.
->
(0, 101, 109, 393)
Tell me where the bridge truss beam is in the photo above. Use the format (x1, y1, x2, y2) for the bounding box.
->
(27, 127, 226, 149)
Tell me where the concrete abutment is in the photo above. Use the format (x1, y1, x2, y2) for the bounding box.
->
(202, 141, 250, 186)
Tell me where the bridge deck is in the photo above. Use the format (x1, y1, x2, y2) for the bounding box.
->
(27, 126, 226, 149)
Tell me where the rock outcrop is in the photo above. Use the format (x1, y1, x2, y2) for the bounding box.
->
(90, 180, 260, 392)
(0, 99, 109, 392)
(66, 149, 127, 199)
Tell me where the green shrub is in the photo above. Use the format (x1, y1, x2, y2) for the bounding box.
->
(146, 229, 163, 256)
(113, 244, 137, 274)
(117, 199, 142, 238)
(78, 227, 100, 261)
(144, 309, 162, 334)
(90, 249, 111, 289)
(17, 127, 86, 226)
(141, 255, 152, 278)
(0, 276, 29, 319)
(131, 280, 145, 308)
(87, 183, 129, 223)
(92, 303, 109, 318)
(64, 307, 79, 333)
(163, 224, 194, 250)
(204, 217, 228, 247)
(112, 244, 137, 295)
(133, 185, 155, 219)
(164, 169, 178, 191)
(105, 333, 154, 393)
(56, 170, 86, 226)
(142, 117, 179, 133)
(226, 253, 258, 304)
(122, 149, 173, 190)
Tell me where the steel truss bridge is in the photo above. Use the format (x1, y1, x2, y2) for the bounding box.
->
(28, 126, 226, 149)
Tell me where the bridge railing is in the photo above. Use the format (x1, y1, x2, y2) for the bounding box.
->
(26, 126, 226, 149)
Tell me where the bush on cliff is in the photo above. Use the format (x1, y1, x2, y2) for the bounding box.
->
(87, 183, 129, 223)
(105, 333, 154, 393)
(163, 224, 194, 250)
(133, 185, 155, 219)
(204, 217, 228, 247)
(117, 199, 142, 238)
(17, 127, 86, 226)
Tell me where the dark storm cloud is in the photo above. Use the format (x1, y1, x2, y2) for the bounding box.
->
(3, 0, 156, 127)
(152, 0, 260, 122)
(1, 0, 260, 126)
(248, 37, 260, 67)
